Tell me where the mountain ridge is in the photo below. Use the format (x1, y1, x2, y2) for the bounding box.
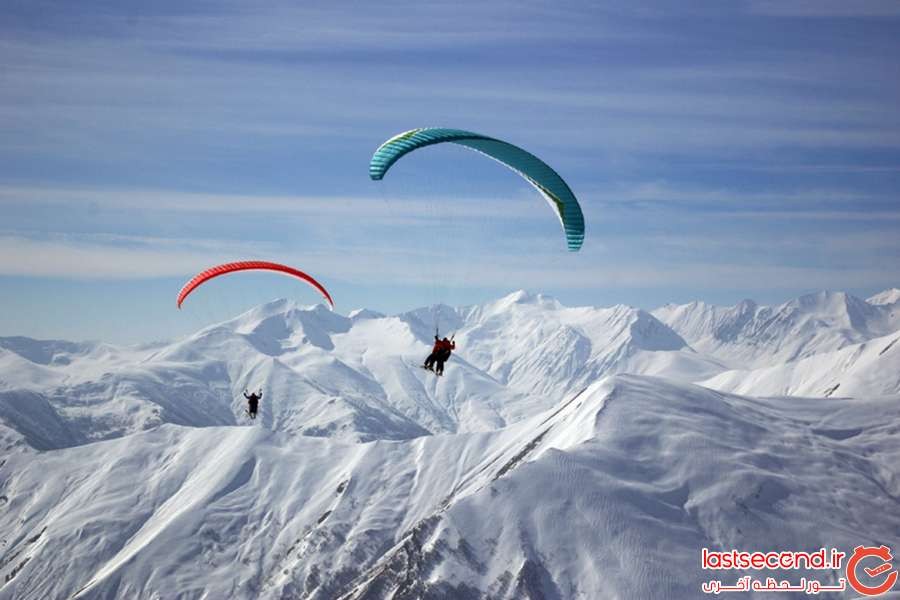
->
(2, 288, 899, 454)
(2, 288, 900, 599)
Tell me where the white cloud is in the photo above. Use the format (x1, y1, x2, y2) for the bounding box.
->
(0, 185, 538, 221)
(2, 228, 897, 298)
(0, 234, 241, 279)
(586, 182, 888, 207)
(747, 0, 900, 17)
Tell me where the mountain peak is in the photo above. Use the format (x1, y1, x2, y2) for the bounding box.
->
(349, 308, 386, 321)
(795, 289, 844, 304)
(736, 298, 757, 311)
(504, 289, 535, 303)
(497, 289, 559, 308)
(868, 288, 900, 306)
(230, 297, 336, 325)
(789, 290, 870, 314)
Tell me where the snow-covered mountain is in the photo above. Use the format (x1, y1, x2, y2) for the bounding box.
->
(3, 375, 899, 599)
(0, 292, 724, 451)
(653, 290, 900, 369)
(703, 329, 900, 398)
(1, 288, 900, 599)
(449, 290, 722, 397)
(2, 287, 898, 451)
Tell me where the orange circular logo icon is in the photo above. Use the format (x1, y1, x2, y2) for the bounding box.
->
(846, 545, 898, 597)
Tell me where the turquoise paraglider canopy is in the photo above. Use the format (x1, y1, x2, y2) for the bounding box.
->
(369, 128, 585, 251)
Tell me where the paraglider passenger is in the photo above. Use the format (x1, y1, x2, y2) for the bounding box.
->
(243, 389, 262, 419)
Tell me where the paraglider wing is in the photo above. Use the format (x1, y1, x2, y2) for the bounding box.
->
(369, 128, 585, 251)
(176, 261, 334, 309)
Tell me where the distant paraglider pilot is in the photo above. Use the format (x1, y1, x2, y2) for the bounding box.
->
(435, 337, 455, 376)
(243, 389, 262, 419)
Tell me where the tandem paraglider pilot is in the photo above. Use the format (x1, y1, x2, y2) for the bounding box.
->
(423, 335, 456, 376)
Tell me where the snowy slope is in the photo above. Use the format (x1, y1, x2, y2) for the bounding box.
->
(382, 291, 726, 430)
(409, 291, 723, 402)
(341, 376, 900, 599)
(0, 381, 594, 600)
(702, 329, 900, 398)
(653, 291, 900, 369)
(1, 376, 898, 599)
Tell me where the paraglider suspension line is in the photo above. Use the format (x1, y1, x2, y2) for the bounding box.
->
(434, 305, 440, 338)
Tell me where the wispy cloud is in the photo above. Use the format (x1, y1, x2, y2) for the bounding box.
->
(306, 248, 900, 291)
(0, 185, 540, 221)
(6, 181, 890, 217)
(6, 226, 894, 296)
(0, 234, 229, 279)
(747, 0, 900, 17)
(719, 210, 900, 221)
(587, 182, 891, 207)
(3, 1, 898, 168)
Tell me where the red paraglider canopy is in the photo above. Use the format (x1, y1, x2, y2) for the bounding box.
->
(177, 261, 334, 309)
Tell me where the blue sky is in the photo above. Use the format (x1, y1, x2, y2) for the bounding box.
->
(1, 0, 899, 342)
